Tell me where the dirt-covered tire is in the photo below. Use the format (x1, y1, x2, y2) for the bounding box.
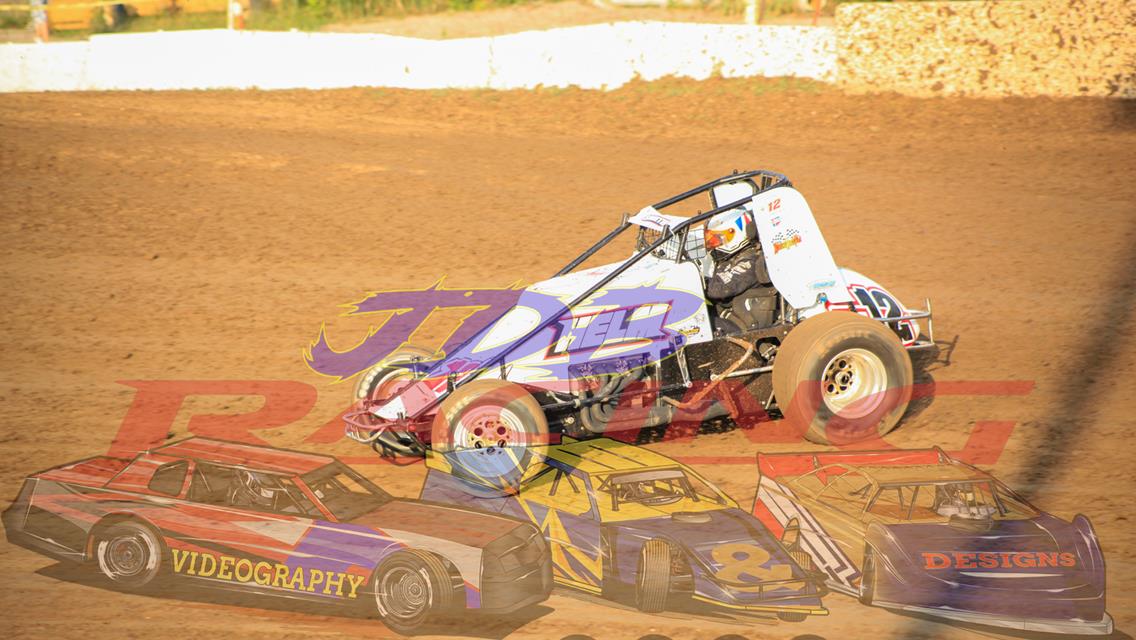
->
(371, 549, 455, 635)
(859, 547, 877, 605)
(354, 345, 437, 403)
(94, 521, 165, 590)
(430, 379, 549, 493)
(773, 311, 912, 444)
(635, 539, 673, 613)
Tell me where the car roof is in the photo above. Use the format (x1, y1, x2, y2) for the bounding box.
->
(152, 438, 333, 475)
(543, 438, 680, 475)
(845, 463, 991, 486)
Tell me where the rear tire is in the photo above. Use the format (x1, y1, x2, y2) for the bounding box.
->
(372, 549, 454, 635)
(773, 311, 912, 444)
(635, 539, 672, 613)
(430, 379, 549, 493)
(94, 521, 164, 590)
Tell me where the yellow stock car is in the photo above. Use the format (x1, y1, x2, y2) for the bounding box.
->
(422, 437, 826, 620)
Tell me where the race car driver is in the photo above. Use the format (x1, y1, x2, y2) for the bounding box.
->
(704, 207, 776, 332)
(229, 469, 281, 510)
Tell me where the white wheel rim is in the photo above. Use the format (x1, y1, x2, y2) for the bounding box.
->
(448, 405, 531, 481)
(452, 405, 529, 450)
(98, 532, 157, 581)
(821, 348, 888, 419)
(376, 566, 431, 620)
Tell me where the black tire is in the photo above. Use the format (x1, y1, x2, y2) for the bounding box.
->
(635, 539, 672, 613)
(773, 311, 913, 444)
(777, 549, 817, 622)
(859, 547, 876, 606)
(430, 379, 549, 493)
(94, 521, 164, 590)
(371, 549, 455, 635)
(354, 345, 436, 403)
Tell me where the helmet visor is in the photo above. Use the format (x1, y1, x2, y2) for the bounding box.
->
(704, 227, 736, 251)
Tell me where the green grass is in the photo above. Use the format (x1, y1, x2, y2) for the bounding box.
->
(45, 0, 542, 37)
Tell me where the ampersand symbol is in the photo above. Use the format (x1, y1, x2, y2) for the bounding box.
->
(711, 542, 794, 591)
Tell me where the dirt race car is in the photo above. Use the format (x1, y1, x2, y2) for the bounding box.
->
(751, 448, 1112, 635)
(420, 436, 828, 621)
(344, 170, 933, 485)
(2, 438, 552, 634)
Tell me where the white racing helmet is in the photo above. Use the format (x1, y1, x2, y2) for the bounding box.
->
(704, 207, 756, 256)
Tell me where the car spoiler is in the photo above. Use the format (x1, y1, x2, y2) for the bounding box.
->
(756, 447, 952, 481)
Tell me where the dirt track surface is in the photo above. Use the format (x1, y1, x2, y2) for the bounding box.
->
(1, 81, 1134, 639)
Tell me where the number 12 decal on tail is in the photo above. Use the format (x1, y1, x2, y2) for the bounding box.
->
(846, 284, 917, 345)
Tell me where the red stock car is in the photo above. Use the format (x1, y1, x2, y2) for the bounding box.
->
(2, 438, 551, 633)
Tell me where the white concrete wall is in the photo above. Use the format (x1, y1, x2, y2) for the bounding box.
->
(0, 23, 836, 93)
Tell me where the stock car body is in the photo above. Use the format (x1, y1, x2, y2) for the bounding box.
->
(420, 436, 827, 620)
(2, 438, 551, 633)
(751, 448, 1112, 634)
(345, 170, 934, 483)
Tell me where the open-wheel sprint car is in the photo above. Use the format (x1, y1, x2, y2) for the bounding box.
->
(751, 448, 1112, 635)
(344, 170, 934, 486)
(421, 436, 828, 621)
(2, 438, 552, 634)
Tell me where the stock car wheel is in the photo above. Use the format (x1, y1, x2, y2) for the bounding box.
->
(372, 549, 454, 634)
(354, 345, 436, 402)
(773, 311, 912, 444)
(859, 548, 877, 605)
(431, 379, 549, 493)
(635, 539, 673, 613)
(94, 521, 164, 590)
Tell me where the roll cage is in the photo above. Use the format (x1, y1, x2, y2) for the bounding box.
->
(346, 170, 791, 446)
(795, 463, 1039, 521)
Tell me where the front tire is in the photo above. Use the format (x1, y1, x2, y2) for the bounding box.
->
(354, 345, 436, 403)
(773, 311, 913, 444)
(372, 549, 455, 635)
(430, 379, 549, 493)
(859, 547, 877, 605)
(94, 521, 164, 590)
(635, 539, 673, 613)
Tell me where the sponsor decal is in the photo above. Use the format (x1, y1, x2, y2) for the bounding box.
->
(921, 551, 1076, 570)
(772, 230, 802, 253)
(809, 279, 836, 291)
(170, 549, 367, 598)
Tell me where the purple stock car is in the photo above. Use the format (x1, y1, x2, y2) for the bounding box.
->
(753, 448, 1112, 635)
